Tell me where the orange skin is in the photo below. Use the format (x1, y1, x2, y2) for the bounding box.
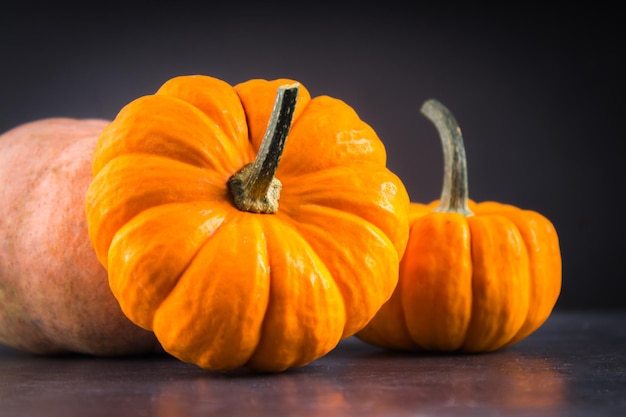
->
(86, 75, 410, 371)
(357, 99, 562, 352)
(0, 118, 160, 355)
(358, 200, 562, 352)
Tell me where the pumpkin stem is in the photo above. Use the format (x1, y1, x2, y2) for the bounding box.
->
(228, 83, 300, 214)
(421, 99, 473, 216)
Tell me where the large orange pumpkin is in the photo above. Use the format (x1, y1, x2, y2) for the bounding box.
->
(85, 75, 410, 371)
(357, 99, 561, 352)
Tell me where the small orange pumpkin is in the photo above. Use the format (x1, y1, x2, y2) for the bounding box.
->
(85, 75, 410, 371)
(357, 99, 561, 352)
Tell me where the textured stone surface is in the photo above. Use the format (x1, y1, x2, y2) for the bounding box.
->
(1, 311, 625, 417)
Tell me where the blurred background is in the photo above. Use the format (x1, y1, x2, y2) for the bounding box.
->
(1, 2, 622, 311)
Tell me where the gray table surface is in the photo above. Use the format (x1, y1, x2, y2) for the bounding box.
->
(1, 310, 625, 417)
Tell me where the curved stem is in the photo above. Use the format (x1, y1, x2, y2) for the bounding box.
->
(421, 99, 473, 216)
(228, 83, 300, 214)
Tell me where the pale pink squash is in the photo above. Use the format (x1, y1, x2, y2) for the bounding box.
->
(0, 118, 160, 355)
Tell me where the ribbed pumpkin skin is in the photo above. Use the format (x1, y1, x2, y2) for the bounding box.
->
(0, 118, 160, 355)
(358, 98, 561, 353)
(357, 199, 562, 352)
(86, 75, 410, 371)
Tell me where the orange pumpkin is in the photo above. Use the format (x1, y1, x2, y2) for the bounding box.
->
(85, 75, 410, 371)
(357, 99, 561, 352)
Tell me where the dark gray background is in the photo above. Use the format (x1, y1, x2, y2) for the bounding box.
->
(1, 2, 622, 311)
